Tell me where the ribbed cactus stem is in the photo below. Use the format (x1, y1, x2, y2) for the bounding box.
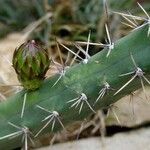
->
(0, 25, 149, 150)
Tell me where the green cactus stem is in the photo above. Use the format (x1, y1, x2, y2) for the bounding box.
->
(0, 25, 150, 150)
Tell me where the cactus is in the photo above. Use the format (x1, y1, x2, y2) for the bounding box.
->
(0, 23, 150, 150)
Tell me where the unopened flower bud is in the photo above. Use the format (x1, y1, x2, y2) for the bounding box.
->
(12, 40, 50, 90)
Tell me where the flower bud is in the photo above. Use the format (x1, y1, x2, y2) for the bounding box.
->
(12, 40, 50, 90)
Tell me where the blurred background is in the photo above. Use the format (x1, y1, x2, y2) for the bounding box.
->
(0, 0, 150, 149)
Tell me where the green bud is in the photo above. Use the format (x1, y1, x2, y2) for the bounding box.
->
(12, 40, 50, 90)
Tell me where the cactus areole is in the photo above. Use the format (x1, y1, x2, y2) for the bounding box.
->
(12, 40, 50, 90)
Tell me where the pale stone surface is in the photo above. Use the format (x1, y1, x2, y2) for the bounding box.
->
(37, 127, 150, 150)
(0, 33, 25, 85)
